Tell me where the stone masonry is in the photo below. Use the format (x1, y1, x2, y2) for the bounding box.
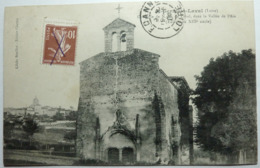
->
(76, 18, 192, 164)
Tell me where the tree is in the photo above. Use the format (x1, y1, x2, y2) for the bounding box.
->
(152, 92, 163, 153)
(193, 49, 256, 163)
(66, 111, 77, 120)
(64, 130, 77, 148)
(64, 130, 77, 141)
(22, 118, 39, 146)
(52, 111, 65, 121)
(4, 120, 15, 140)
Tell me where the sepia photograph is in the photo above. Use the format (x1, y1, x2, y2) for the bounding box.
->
(2, 0, 258, 166)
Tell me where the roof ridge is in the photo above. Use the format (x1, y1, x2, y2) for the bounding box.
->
(103, 18, 136, 30)
(168, 76, 190, 90)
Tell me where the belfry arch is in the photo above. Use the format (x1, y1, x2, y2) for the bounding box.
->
(112, 32, 118, 52)
(120, 31, 127, 51)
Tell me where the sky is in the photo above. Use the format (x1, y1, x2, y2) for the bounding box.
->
(3, 1, 255, 109)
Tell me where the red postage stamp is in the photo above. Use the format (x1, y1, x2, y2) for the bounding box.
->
(43, 24, 77, 65)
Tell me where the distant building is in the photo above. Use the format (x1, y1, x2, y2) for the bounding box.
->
(4, 107, 26, 116)
(27, 97, 42, 115)
(42, 106, 58, 117)
(5, 97, 74, 118)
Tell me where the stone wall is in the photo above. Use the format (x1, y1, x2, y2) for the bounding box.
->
(78, 49, 160, 161)
(77, 48, 182, 163)
(158, 70, 181, 163)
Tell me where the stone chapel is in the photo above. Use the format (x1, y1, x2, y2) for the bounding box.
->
(76, 17, 193, 165)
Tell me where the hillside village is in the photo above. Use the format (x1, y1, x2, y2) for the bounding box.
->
(4, 97, 77, 158)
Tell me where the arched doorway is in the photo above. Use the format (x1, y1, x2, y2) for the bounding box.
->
(101, 131, 137, 163)
(108, 148, 119, 163)
(122, 147, 135, 163)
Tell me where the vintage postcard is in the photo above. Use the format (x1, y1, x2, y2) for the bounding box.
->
(3, 0, 257, 166)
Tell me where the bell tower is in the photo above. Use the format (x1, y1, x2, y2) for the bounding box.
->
(103, 18, 135, 52)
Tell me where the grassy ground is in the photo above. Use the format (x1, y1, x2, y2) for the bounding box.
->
(4, 149, 78, 166)
(4, 159, 49, 166)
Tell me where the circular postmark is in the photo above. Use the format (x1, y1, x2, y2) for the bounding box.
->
(140, 1, 185, 39)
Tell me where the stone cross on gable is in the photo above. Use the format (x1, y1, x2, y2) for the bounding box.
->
(115, 4, 123, 18)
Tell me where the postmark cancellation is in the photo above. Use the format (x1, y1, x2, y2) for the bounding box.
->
(140, 1, 185, 39)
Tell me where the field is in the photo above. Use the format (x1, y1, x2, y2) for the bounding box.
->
(4, 149, 78, 166)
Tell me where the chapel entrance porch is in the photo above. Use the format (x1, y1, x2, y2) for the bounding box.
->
(107, 147, 135, 164)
